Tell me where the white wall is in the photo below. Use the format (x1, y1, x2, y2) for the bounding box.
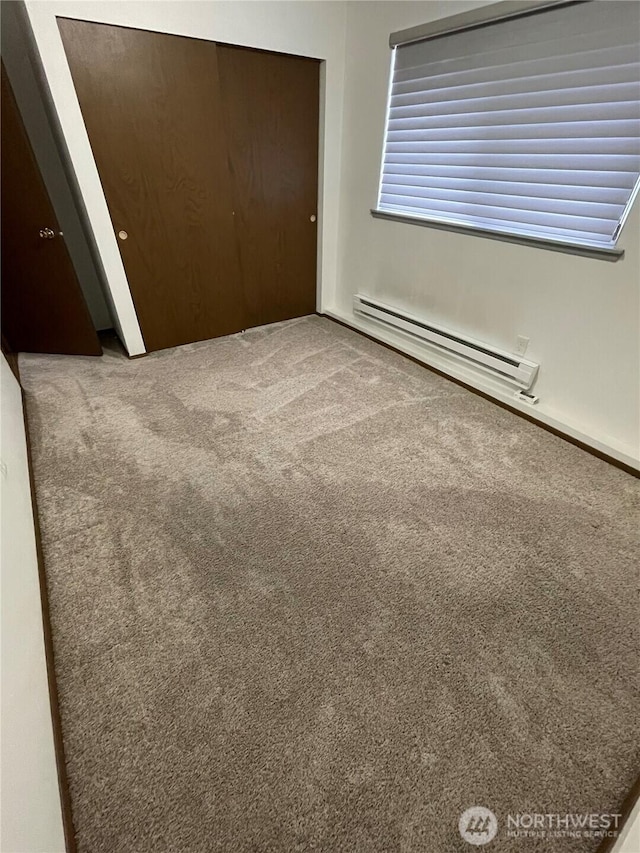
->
(1, 2, 112, 331)
(331, 0, 640, 467)
(617, 799, 640, 853)
(0, 355, 66, 853)
(23, 0, 348, 356)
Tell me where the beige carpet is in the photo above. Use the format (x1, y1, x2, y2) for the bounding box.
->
(20, 316, 639, 852)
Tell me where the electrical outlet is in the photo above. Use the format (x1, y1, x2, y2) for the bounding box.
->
(515, 335, 529, 357)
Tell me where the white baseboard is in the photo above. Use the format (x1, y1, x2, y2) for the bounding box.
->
(323, 307, 640, 473)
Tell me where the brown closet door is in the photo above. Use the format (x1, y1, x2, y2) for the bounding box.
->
(216, 46, 320, 328)
(1, 63, 102, 356)
(58, 19, 244, 353)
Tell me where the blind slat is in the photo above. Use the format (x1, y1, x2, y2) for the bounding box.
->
(388, 103, 640, 131)
(382, 164, 639, 190)
(385, 138, 639, 155)
(379, 208, 618, 248)
(390, 81, 640, 117)
(380, 186, 623, 220)
(391, 61, 638, 100)
(385, 151, 640, 166)
(386, 120, 640, 143)
(379, 194, 616, 235)
(382, 178, 630, 206)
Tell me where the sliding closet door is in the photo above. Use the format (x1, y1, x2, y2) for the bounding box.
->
(58, 19, 244, 352)
(58, 22, 320, 351)
(216, 46, 320, 328)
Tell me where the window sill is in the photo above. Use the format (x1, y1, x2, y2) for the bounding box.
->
(370, 209, 625, 262)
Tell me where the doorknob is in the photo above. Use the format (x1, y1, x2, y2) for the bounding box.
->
(310, 214, 317, 223)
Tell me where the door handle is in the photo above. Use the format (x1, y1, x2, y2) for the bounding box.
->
(39, 228, 63, 239)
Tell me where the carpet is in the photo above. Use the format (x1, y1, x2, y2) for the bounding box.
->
(20, 315, 639, 852)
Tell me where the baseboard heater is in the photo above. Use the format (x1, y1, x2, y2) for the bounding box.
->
(353, 294, 539, 392)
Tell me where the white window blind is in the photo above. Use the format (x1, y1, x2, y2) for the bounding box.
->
(378, 0, 640, 251)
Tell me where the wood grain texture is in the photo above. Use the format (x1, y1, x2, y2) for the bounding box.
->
(1, 63, 101, 357)
(217, 45, 320, 328)
(57, 19, 245, 353)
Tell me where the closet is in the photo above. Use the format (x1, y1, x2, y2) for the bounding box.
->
(58, 20, 320, 353)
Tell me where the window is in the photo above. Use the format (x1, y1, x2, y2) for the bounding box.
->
(376, 0, 640, 255)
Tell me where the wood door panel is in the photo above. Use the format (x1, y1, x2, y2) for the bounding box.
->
(57, 19, 244, 353)
(1, 64, 102, 356)
(216, 46, 320, 328)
